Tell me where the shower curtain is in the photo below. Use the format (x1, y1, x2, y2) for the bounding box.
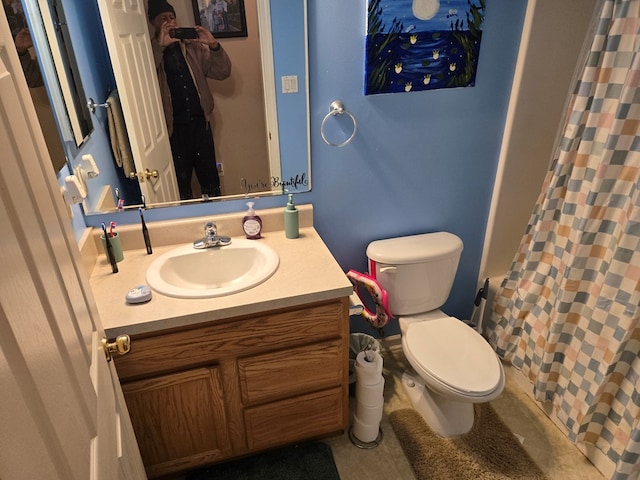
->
(486, 1, 640, 478)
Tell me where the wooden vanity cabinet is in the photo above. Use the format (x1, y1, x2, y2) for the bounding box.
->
(113, 298, 349, 479)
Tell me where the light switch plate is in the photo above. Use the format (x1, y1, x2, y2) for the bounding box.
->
(281, 75, 298, 93)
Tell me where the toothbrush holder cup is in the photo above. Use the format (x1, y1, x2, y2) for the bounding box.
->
(100, 232, 124, 263)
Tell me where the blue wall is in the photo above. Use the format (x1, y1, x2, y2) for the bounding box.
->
(71, 0, 528, 335)
(51, 0, 118, 213)
(63, 0, 123, 210)
(271, 0, 308, 181)
(307, 0, 526, 332)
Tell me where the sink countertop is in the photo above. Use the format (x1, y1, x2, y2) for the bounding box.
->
(87, 206, 353, 337)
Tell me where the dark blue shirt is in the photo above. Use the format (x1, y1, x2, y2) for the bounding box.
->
(163, 43, 204, 124)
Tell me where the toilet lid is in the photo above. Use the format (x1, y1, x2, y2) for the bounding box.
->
(405, 317, 501, 395)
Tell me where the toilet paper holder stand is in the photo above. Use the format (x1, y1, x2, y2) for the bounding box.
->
(349, 425, 383, 449)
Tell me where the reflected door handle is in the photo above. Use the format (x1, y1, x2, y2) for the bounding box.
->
(102, 334, 131, 362)
(126, 170, 158, 182)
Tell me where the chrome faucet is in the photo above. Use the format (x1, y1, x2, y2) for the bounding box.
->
(193, 222, 232, 249)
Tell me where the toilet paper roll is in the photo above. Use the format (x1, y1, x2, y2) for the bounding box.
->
(355, 350, 383, 385)
(355, 349, 383, 372)
(355, 400, 383, 425)
(352, 414, 381, 443)
(355, 368, 382, 386)
(356, 377, 385, 406)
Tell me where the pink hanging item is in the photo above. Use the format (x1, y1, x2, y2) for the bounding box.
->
(346, 269, 393, 329)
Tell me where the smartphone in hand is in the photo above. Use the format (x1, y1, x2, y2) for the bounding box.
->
(170, 27, 198, 39)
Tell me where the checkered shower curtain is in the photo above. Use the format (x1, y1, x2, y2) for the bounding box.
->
(485, 1, 640, 478)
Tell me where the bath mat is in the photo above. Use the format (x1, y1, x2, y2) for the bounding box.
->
(185, 442, 340, 480)
(389, 403, 548, 480)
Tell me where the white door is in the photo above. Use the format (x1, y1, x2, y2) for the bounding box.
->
(97, 0, 179, 204)
(0, 12, 146, 480)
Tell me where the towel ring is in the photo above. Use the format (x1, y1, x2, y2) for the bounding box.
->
(321, 100, 357, 147)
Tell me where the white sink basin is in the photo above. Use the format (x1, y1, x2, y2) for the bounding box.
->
(146, 239, 279, 298)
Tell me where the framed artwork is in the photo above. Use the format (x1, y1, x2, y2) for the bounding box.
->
(193, 0, 248, 38)
(365, 0, 487, 95)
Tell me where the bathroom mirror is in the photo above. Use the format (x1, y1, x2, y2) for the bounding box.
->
(15, 0, 310, 214)
(4, 0, 93, 172)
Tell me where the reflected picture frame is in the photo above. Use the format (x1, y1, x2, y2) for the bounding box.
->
(192, 0, 247, 38)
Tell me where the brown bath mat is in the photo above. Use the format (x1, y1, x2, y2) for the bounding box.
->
(389, 403, 549, 480)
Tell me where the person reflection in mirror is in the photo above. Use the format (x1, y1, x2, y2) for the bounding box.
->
(3, 0, 43, 87)
(148, 0, 231, 200)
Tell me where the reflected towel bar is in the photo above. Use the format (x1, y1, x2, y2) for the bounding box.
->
(87, 98, 109, 113)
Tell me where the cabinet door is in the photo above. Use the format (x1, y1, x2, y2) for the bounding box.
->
(122, 367, 230, 479)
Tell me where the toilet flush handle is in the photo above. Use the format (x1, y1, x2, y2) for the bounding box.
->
(379, 266, 397, 274)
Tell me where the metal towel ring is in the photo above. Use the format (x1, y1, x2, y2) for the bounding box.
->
(321, 100, 357, 147)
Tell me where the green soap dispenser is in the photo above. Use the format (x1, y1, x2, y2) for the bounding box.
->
(284, 194, 299, 239)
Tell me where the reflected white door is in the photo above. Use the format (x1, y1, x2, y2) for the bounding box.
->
(0, 11, 146, 480)
(97, 0, 179, 204)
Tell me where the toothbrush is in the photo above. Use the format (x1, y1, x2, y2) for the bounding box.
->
(109, 221, 117, 238)
(101, 222, 119, 273)
(140, 208, 152, 254)
(116, 188, 124, 212)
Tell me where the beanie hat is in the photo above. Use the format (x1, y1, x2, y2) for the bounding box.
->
(148, 0, 175, 21)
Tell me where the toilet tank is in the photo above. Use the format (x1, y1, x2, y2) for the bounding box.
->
(366, 232, 463, 315)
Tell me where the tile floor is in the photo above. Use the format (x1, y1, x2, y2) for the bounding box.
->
(326, 337, 606, 480)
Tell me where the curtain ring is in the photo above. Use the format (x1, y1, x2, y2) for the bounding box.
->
(321, 100, 357, 147)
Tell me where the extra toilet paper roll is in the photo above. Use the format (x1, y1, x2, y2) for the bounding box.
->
(352, 414, 380, 443)
(355, 400, 383, 425)
(355, 350, 383, 385)
(356, 376, 385, 406)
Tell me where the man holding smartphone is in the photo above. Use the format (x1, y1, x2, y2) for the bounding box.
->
(148, 0, 231, 200)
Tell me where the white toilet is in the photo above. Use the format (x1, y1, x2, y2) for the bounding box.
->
(366, 232, 504, 437)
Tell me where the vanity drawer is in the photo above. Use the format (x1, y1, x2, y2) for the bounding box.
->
(244, 387, 345, 451)
(238, 339, 344, 406)
(114, 299, 347, 381)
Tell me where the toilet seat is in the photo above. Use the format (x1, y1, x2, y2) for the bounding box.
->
(403, 316, 502, 398)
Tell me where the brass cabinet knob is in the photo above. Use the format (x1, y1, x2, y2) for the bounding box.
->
(102, 334, 131, 362)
